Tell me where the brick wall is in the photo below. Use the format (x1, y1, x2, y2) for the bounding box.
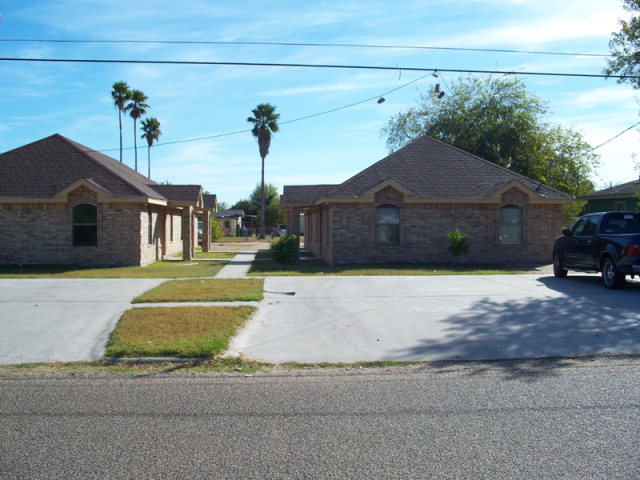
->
(0, 187, 148, 265)
(305, 186, 564, 266)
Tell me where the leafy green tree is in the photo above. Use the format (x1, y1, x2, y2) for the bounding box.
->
(111, 81, 131, 163)
(605, 0, 640, 89)
(232, 183, 284, 229)
(383, 76, 598, 197)
(141, 117, 162, 179)
(247, 103, 280, 238)
(126, 89, 149, 172)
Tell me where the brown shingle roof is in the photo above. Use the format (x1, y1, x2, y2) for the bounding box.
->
(151, 184, 202, 203)
(580, 180, 639, 199)
(327, 135, 570, 200)
(281, 184, 338, 207)
(0, 134, 165, 200)
(203, 194, 217, 209)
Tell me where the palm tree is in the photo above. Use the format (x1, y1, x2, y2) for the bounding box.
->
(125, 89, 149, 172)
(247, 103, 280, 239)
(111, 81, 131, 163)
(141, 117, 162, 179)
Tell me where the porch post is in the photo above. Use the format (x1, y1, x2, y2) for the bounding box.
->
(202, 210, 211, 253)
(182, 205, 193, 261)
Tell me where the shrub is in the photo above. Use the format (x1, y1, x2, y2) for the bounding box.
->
(210, 218, 224, 241)
(270, 234, 300, 265)
(447, 229, 469, 258)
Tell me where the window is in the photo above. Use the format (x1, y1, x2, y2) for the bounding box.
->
(376, 205, 400, 245)
(73, 204, 97, 246)
(615, 201, 626, 211)
(572, 215, 599, 236)
(499, 205, 522, 245)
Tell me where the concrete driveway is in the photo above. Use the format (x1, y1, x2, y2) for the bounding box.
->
(0, 279, 164, 364)
(227, 274, 640, 363)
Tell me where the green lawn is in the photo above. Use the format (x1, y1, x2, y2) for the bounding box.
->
(105, 306, 256, 358)
(249, 259, 533, 276)
(194, 252, 237, 259)
(133, 278, 264, 303)
(0, 260, 227, 278)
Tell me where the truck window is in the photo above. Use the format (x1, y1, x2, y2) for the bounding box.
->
(602, 213, 640, 234)
(571, 218, 588, 236)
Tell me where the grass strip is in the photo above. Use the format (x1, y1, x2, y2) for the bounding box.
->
(105, 306, 255, 358)
(133, 278, 264, 303)
(249, 260, 531, 276)
(0, 260, 226, 279)
(194, 252, 237, 259)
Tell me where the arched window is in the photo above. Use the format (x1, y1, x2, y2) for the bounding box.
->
(499, 205, 522, 245)
(73, 204, 97, 246)
(376, 204, 400, 245)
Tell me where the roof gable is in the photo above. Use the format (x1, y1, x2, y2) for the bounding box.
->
(327, 136, 570, 201)
(0, 134, 166, 200)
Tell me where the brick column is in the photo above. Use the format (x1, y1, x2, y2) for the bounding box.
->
(202, 210, 211, 253)
(182, 206, 193, 261)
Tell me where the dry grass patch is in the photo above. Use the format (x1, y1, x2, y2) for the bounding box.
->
(0, 260, 226, 279)
(133, 278, 263, 303)
(105, 306, 255, 358)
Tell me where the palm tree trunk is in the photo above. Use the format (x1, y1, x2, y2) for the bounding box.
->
(118, 110, 123, 163)
(147, 146, 151, 179)
(260, 155, 266, 239)
(133, 119, 138, 171)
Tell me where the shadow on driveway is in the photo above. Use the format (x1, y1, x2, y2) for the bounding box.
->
(392, 274, 640, 377)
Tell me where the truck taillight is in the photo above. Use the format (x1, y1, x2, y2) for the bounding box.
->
(626, 244, 640, 256)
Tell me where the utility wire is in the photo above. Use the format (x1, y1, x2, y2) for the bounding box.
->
(589, 121, 640, 152)
(0, 38, 610, 57)
(100, 72, 435, 152)
(0, 56, 633, 80)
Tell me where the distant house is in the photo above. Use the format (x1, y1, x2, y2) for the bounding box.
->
(281, 135, 572, 265)
(0, 134, 215, 266)
(213, 209, 245, 237)
(580, 180, 639, 213)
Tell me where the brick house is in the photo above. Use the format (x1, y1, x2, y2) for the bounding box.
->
(0, 134, 215, 266)
(281, 135, 572, 265)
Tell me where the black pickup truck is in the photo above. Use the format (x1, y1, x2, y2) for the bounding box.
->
(553, 211, 640, 288)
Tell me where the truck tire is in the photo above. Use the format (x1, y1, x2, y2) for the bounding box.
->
(553, 252, 568, 278)
(602, 256, 625, 289)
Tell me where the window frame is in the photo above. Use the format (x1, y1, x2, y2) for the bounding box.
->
(499, 205, 523, 246)
(72, 204, 98, 247)
(375, 204, 400, 246)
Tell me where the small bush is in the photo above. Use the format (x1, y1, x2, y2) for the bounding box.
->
(270, 234, 300, 265)
(211, 218, 224, 241)
(447, 229, 469, 258)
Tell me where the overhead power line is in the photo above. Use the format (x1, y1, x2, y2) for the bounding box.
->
(0, 38, 610, 58)
(99, 72, 435, 152)
(0, 56, 633, 80)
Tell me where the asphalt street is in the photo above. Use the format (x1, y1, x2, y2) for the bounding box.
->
(1, 357, 638, 479)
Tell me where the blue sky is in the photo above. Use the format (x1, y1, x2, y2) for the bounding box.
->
(0, 0, 637, 205)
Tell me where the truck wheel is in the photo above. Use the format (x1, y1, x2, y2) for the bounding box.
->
(602, 256, 625, 289)
(553, 253, 568, 278)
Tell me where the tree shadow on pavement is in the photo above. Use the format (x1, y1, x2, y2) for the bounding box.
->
(393, 274, 640, 381)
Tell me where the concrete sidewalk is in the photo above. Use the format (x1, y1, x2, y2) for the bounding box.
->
(0, 278, 165, 364)
(214, 251, 258, 278)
